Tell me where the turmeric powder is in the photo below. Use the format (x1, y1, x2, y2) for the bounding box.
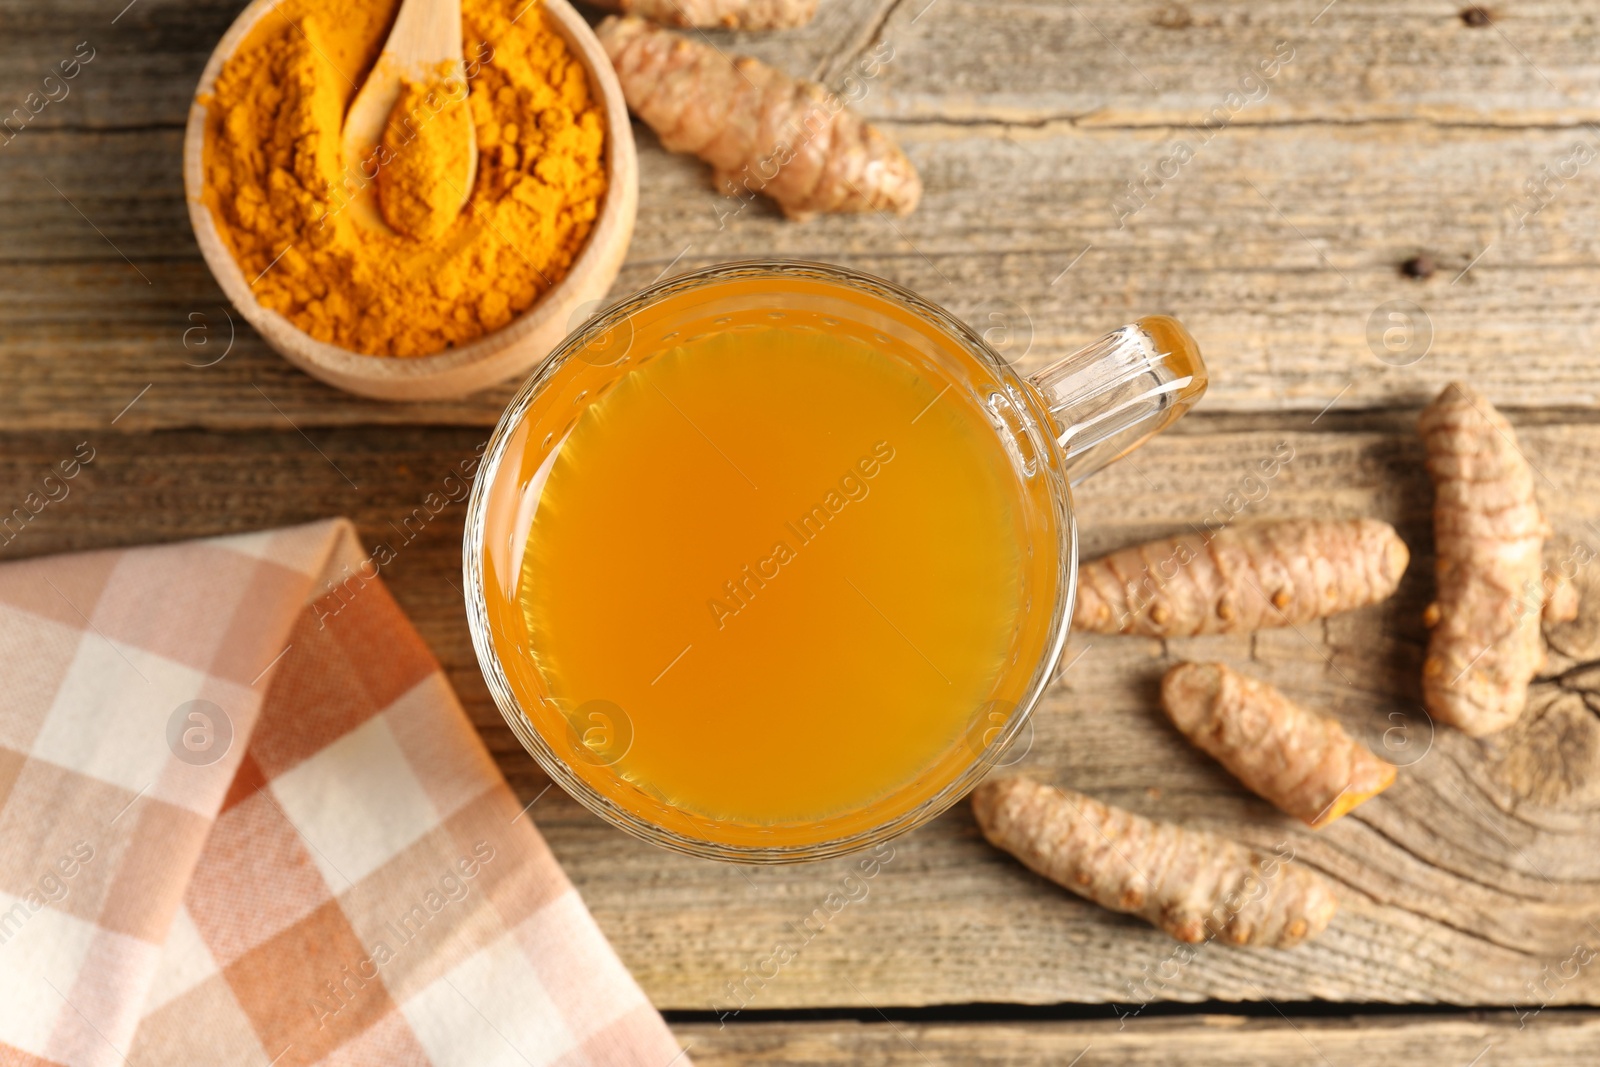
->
(376, 75, 475, 241)
(972, 777, 1338, 948)
(200, 0, 607, 356)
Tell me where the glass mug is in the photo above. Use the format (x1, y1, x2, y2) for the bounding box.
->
(464, 262, 1205, 863)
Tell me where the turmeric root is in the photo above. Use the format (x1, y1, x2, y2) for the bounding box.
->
(597, 16, 922, 220)
(1420, 382, 1565, 736)
(1161, 662, 1396, 828)
(972, 777, 1337, 947)
(1072, 518, 1410, 637)
(587, 0, 818, 29)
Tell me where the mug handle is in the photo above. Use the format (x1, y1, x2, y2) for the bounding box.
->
(1027, 315, 1208, 485)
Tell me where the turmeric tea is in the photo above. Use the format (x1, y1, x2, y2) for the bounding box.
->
(200, 0, 607, 356)
(517, 321, 1028, 825)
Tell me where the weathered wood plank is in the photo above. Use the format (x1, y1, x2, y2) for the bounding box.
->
(7, 117, 1600, 428)
(672, 1014, 1600, 1066)
(0, 1, 238, 132)
(807, 0, 1600, 127)
(676, 1013, 1600, 1066)
(0, 0, 858, 133)
(5, 0, 1597, 132)
(4, 422, 1598, 1009)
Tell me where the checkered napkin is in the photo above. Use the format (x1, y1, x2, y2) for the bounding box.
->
(0, 519, 686, 1067)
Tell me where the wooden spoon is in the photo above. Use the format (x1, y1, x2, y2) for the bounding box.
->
(340, 0, 478, 234)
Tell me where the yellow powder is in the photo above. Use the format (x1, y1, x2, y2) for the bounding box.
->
(377, 76, 475, 241)
(200, 0, 607, 357)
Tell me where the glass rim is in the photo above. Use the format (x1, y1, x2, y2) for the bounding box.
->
(461, 259, 1080, 863)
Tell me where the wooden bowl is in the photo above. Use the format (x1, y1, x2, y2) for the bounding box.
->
(182, 0, 637, 401)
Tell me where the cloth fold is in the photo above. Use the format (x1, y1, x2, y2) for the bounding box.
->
(0, 520, 685, 1067)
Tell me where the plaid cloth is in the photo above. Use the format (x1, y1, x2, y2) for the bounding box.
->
(0, 519, 686, 1067)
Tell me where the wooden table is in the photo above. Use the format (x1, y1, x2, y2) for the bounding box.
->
(6, 0, 1600, 1061)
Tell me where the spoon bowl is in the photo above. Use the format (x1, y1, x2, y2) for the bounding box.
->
(341, 0, 477, 236)
(183, 0, 636, 401)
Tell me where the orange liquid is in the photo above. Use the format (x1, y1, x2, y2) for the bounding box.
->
(517, 324, 1028, 825)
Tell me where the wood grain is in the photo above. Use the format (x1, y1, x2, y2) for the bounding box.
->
(7, 0, 1598, 130)
(5, 423, 1598, 1009)
(671, 1013, 1600, 1066)
(9, 0, 1600, 1031)
(6, 1, 1600, 425)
